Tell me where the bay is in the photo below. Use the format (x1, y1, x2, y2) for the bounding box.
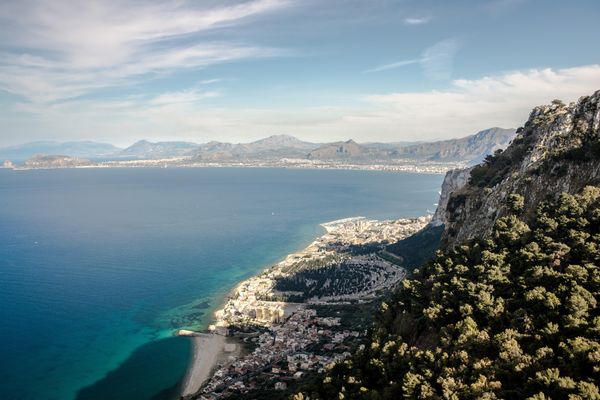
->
(0, 167, 443, 400)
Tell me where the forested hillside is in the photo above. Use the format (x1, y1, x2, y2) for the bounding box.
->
(292, 92, 600, 400)
(311, 187, 600, 399)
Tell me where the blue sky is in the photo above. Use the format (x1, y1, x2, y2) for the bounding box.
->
(0, 0, 599, 146)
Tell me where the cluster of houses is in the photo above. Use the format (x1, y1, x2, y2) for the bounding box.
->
(210, 274, 299, 332)
(320, 216, 430, 250)
(195, 216, 429, 398)
(198, 309, 360, 398)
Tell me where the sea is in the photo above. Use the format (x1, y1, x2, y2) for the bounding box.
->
(0, 167, 443, 400)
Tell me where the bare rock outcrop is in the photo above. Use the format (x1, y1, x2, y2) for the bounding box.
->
(430, 167, 472, 227)
(440, 90, 600, 248)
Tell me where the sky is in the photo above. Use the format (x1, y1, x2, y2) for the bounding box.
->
(0, 0, 599, 147)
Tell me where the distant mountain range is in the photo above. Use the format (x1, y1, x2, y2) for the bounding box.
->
(120, 140, 199, 158)
(305, 128, 515, 164)
(1, 128, 516, 165)
(0, 141, 120, 162)
(392, 127, 517, 163)
(192, 134, 316, 161)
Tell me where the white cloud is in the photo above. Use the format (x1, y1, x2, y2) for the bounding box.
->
(364, 59, 421, 73)
(421, 39, 461, 80)
(158, 64, 600, 143)
(403, 16, 432, 25)
(149, 89, 220, 106)
(365, 39, 461, 80)
(357, 65, 600, 140)
(199, 79, 223, 85)
(0, 0, 290, 102)
(7, 65, 600, 145)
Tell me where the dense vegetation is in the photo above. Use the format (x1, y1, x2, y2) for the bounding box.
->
(300, 186, 600, 399)
(275, 258, 396, 302)
(468, 127, 532, 188)
(385, 225, 444, 271)
(309, 302, 379, 331)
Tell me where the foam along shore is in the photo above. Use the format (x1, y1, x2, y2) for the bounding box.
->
(180, 333, 226, 397)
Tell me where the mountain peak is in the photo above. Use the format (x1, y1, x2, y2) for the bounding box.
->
(306, 138, 367, 159)
(251, 134, 307, 146)
(121, 140, 199, 158)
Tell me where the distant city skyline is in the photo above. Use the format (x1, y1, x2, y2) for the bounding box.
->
(1, 0, 599, 147)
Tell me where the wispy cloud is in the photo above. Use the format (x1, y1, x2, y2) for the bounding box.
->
(199, 79, 224, 85)
(19, 65, 600, 145)
(403, 16, 432, 25)
(149, 89, 220, 106)
(364, 59, 421, 73)
(357, 64, 600, 139)
(0, 0, 290, 103)
(365, 39, 461, 80)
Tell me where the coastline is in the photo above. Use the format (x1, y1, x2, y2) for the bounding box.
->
(0, 167, 443, 400)
(7, 160, 457, 175)
(179, 215, 430, 398)
(177, 225, 326, 397)
(180, 334, 226, 397)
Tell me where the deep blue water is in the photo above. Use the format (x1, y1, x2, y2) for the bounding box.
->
(0, 167, 443, 400)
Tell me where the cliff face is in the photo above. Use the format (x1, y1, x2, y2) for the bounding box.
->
(430, 167, 472, 226)
(442, 90, 600, 248)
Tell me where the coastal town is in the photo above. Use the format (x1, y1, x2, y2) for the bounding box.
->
(4, 155, 462, 174)
(182, 216, 430, 399)
(209, 216, 429, 329)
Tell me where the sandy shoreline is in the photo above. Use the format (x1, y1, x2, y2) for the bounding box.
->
(181, 334, 226, 397)
(178, 234, 320, 398)
(179, 216, 428, 397)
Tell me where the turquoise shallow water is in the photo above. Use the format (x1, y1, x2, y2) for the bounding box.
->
(0, 167, 443, 400)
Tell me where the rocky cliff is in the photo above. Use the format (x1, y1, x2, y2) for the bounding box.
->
(430, 167, 472, 226)
(441, 90, 600, 248)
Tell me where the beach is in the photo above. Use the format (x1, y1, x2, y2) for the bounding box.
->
(187, 216, 430, 397)
(180, 334, 226, 397)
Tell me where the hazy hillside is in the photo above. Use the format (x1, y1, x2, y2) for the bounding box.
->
(119, 140, 199, 159)
(2, 129, 516, 165)
(0, 141, 121, 162)
(391, 127, 516, 164)
(192, 134, 317, 160)
(305, 139, 371, 160)
(304, 128, 516, 164)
